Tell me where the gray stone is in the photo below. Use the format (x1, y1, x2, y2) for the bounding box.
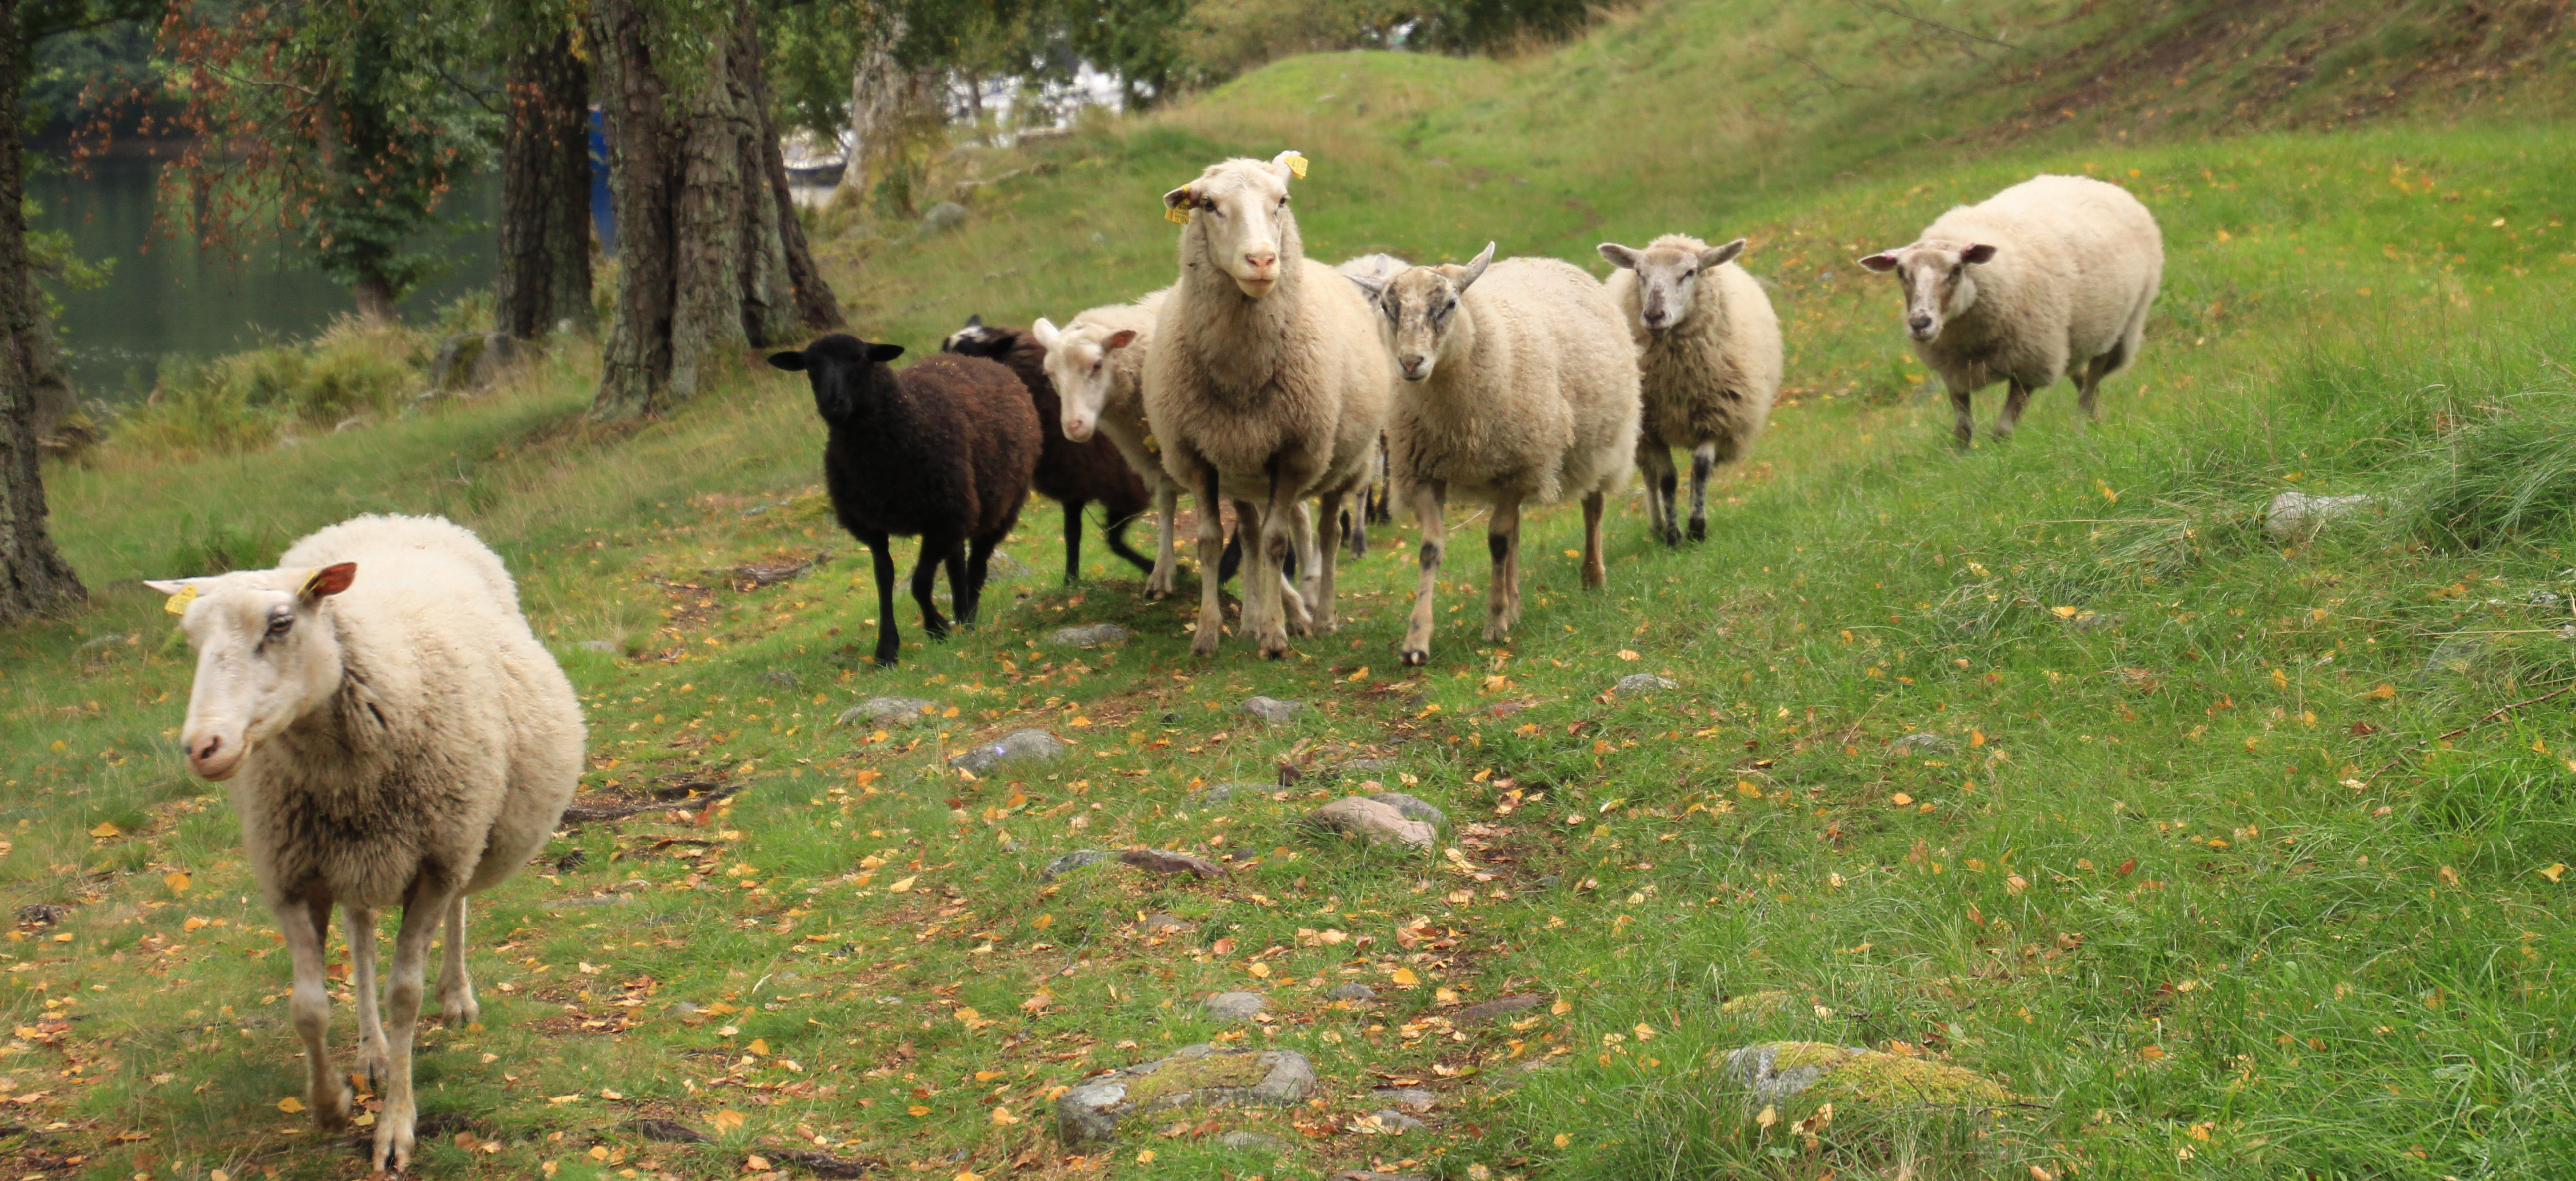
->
(1202, 991, 1267, 1022)
(1371, 1087, 1435, 1113)
(1241, 696, 1308, 726)
(1191, 782, 1265, 807)
(429, 332, 521, 393)
(1053, 1044, 1317, 1145)
(1337, 758, 1396, 774)
(1322, 983, 1378, 1003)
(756, 669, 799, 689)
(1367, 792, 1446, 829)
(949, 728, 1066, 772)
(1040, 849, 1115, 882)
(1047, 623, 1133, 649)
(1719, 1041, 2019, 1108)
(544, 895, 633, 909)
(1454, 994, 1545, 1025)
(1307, 797, 1435, 850)
(1141, 912, 1195, 933)
(1613, 673, 1679, 695)
(2529, 590, 2567, 608)
(2264, 491, 2378, 541)
(2063, 611, 2124, 632)
(1367, 1109, 1426, 1133)
(1218, 1131, 1290, 1154)
(919, 201, 970, 234)
(840, 696, 939, 728)
(577, 639, 620, 655)
(1890, 732, 1951, 753)
(987, 552, 1031, 580)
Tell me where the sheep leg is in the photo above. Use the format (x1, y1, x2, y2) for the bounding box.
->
(1060, 499, 1085, 585)
(1637, 446, 1680, 545)
(436, 893, 478, 1027)
(370, 888, 448, 1173)
(1995, 381, 2033, 441)
(1285, 500, 1319, 637)
(1485, 496, 1522, 642)
(347, 904, 389, 1092)
(1192, 470, 1227, 655)
(2076, 357, 2110, 424)
(1949, 385, 1976, 450)
(278, 893, 351, 1130)
(911, 539, 952, 640)
(1254, 483, 1303, 660)
(965, 535, 998, 626)
(943, 542, 975, 628)
(1400, 482, 1447, 666)
(861, 532, 900, 666)
(1314, 491, 1345, 634)
(1581, 490, 1608, 589)
(1145, 485, 1180, 600)
(1688, 444, 1716, 542)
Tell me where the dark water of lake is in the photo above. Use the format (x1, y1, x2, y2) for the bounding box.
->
(27, 151, 503, 405)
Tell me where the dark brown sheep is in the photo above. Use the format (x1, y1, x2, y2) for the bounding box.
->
(944, 316, 1152, 584)
(770, 335, 1040, 666)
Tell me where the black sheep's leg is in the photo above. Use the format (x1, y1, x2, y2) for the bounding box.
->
(1103, 510, 1153, 575)
(966, 534, 998, 621)
(862, 532, 901, 666)
(1217, 524, 1244, 586)
(942, 540, 974, 628)
(1061, 499, 1085, 585)
(911, 537, 951, 639)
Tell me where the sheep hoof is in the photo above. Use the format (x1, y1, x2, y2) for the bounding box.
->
(312, 1081, 353, 1130)
(358, 1042, 391, 1092)
(1399, 647, 1429, 667)
(1687, 519, 1706, 542)
(373, 1108, 415, 1172)
(1190, 629, 1222, 656)
(441, 992, 480, 1028)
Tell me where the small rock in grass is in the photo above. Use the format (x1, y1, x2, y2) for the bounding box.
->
(1120, 848, 1227, 878)
(1721, 1041, 2020, 1107)
(2528, 590, 2566, 608)
(1720, 989, 1795, 1015)
(1041, 849, 1115, 881)
(1048, 623, 1133, 649)
(2264, 491, 2378, 541)
(1337, 758, 1396, 774)
(1890, 733, 1950, 753)
(987, 551, 1030, 580)
(1054, 1044, 1316, 1145)
(1367, 792, 1446, 829)
(1307, 797, 1435, 850)
(1241, 696, 1308, 726)
(1218, 1131, 1290, 1154)
(1613, 673, 1678, 695)
(950, 728, 1066, 772)
(1322, 983, 1378, 1003)
(2063, 611, 2124, 632)
(1367, 1109, 1426, 1133)
(1191, 781, 1265, 807)
(1141, 913, 1195, 933)
(1371, 1087, 1435, 1113)
(1454, 994, 1545, 1025)
(573, 638, 617, 655)
(756, 669, 799, 689)
(1202, 992, 1267, 1022)
(919, 201, 970, 234)
(840, 696, 939, 728)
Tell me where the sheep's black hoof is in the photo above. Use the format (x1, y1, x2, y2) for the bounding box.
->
(873, 649, 899, 667)
(1688, 519, 1706, 542)
(1399, 648, 1428, 667)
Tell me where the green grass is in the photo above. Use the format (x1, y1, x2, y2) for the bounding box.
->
(8, 1, 2576, 1178)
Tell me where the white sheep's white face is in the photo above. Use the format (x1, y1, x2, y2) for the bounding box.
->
(1859, 240, 1996, 342)
(1033, 317, 1137, 443)
(1165, 154, 1301, 298)
(1600, 238, 1745, 333)
(143, 563, 355, 781)
(1351, 244, 1495, 383)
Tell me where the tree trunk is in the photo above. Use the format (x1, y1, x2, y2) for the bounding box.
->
(495, 29, 594, 340)
(588, 0, 841, 420)
(0, 0, 85, 624)
(352, 273, 397, 321)
(837, 8, 908, 202)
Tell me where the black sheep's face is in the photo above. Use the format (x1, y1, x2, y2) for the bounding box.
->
(771, 336, 905, 421)
(941, 315, 1012, 359)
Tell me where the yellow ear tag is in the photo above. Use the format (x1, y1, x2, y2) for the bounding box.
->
(1164, 202, 1192, 225)
(1282, 152, 1308, 179)
(297, 567, 327, 597)
(163, 585, 198, 616)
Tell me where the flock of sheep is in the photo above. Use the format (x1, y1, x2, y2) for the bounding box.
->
(131, 151, 2165, 1170)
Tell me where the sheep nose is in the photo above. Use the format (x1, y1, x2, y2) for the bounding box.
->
(1243, 250, 1278, 272)
(193, 735, 222, 762)
(1908, 314, 1933, 333)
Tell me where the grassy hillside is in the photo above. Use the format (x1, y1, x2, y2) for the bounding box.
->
(7, 1, 2576, 1179)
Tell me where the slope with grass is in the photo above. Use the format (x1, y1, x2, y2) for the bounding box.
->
(6, 1, 2576, 1179)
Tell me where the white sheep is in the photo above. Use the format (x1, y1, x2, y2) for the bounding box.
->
(1598, 233, 1781, 544)
(1331, 254, 1408, 554)
(1144, 150, 1393, 657)
(1859, 173, 2163, 447)
(146, 514, 583, 1171)
(1346, 243, 1639, 664)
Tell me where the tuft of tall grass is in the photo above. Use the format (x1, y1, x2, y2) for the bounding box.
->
(2393, 391, 2576, 550)
(106, 316, 430, 457)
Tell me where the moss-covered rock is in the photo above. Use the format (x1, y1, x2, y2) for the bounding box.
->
(1722, 1042, 2021, 1108)
(1054, 1044, 1317, 1145)
(1719, 989, 1796, 1015)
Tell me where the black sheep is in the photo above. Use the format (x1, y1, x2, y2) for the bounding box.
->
(770, 335, 1040, 666)
(943, 316, 1152, 584)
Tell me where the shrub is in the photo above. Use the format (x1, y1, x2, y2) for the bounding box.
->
(107, 316, 427, 457)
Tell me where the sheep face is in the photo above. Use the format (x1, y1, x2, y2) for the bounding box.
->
(1857, 241, 1997, 342)
(143, 564, 358, 781)
(1034, 318, 1137, 443)
(1351, 244, 1495, 383)
(770, 335, 907, 422)
(1600, 237, 1745, 333)
(1165, 152, 1304, 298)
(941, 314, 1002, 355)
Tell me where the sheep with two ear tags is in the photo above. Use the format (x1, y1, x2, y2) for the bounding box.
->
(144, 513, 584, 1172)
(1598, 233, 1781, 545)
(1857, 173, 2163, 448)
(770, 333, 1041, 666)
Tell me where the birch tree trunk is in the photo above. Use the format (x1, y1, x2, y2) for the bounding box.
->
(0, 0, 84, 623)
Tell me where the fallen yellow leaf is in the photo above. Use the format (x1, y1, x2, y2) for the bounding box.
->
(1032, 914, 1053, 930)
(1553, 1133, 1572, 1148)
(1391, 968, 1420, 986)
(163, 872, 190, 894)
(889, 875, 918, 893)
(712, 1109, 747, 1130)
(90, 822, 120, 838)
(748, 1038, 769, 1056)
(2540, 863, 2567, 883)
(1616, 650, 1640, 662)
(276, 1097, 305, 1114)
(1756, 1105, 1778, 1129)
(955, 1007, 981, 1023)
(990, 1106, 1019, 1125)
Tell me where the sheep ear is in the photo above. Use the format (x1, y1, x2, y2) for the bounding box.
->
(298, 563, 356, 603)
(1857, 252, 1901, 273)
(1343, 272, 1385, 300)
(1271, 150, 1307, 180)
(767, 351, 808, 372)
(1700, 238, 1746, 268)
(1598, 243, 1640, 270)
(1960, 243, 1999, 265)
(1454, 242, 1496, 292)
(1162, 186, 1195, 224)
(1105, 329, 1139, 350)
(144, 579, 202, 615)
(964, 313, 983, 330)
(865, 343, 906, 363)
(1031, 318, 1061, 349)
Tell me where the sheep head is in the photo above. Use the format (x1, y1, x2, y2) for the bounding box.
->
(1600, 235, 1744, 333)
(1351, 242, 1495, 383)
(1035, 317, 1139, 443)
(1164, 151, 1307, 298)
(1858, 240, 1997, 342)
(144, 563, 358, 781)
(770, 335, 906, 422)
